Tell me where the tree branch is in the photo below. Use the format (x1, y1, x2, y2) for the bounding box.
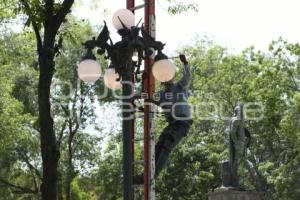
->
(15, 148, 42, 180)
(54, 0, 75, 30)
(73, 85, 85, 134)
(61, 104, 70, 117)
(44, 0, 54, 16)
(281, 53, 300, 91)
(0, 177, 37, 194)
(19, 0, 43, 51)
(57, 121, 67, 148)
(245, 155, 274, 200)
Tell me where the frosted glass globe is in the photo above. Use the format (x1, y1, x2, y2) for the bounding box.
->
(112, 9, 135, 30)
(152, 60, 176, 82)
(104, 68, 122, 90)
(78, 59, 101, 83)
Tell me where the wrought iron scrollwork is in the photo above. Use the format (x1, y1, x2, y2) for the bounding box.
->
(82, 20, 166, 82)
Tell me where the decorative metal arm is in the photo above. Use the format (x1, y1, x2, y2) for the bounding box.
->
(81, 21, 166, 81)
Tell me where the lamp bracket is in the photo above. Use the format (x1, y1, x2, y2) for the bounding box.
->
(82, 20, 167, 82)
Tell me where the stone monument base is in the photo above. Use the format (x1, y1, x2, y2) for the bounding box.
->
(208, 188, 262, 200)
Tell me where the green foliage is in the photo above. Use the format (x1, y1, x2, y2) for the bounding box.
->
(93, 139, 123, 200)
(0, 0, 18, 22)
(70, 179, 93, 200)
(159, 38, 300, 199)
(0, 33, 39, 199)
(166, 0, 199, 15)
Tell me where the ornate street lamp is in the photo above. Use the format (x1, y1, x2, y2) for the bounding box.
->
(78, 9, 175, 85)
(78, 8, 175, 200)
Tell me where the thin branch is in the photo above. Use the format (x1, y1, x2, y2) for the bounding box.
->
(61, 104, 74, 136)
(54, 0, 75, 30)
(284, 84, 300, 92)
(57, 121, 67, 147)
(31, 174, 39, 195)
(245, 154, 274, 200)
(61, 104, 70, 117)
(68, 115, 74, 138)
(286, 69, 299, 91)
(70, 83, 79, 131)
(19, 0, 43, 51)
(0, 177, 37, 194)
(73, 87, 85, 134)
(15, 148, 42, 180)
(282, 53, 300, 91)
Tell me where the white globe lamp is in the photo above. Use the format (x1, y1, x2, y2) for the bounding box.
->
(78, 59, 102, 83)
(112, 9, 135, 30)
(104, 68, 122, 90)
(152, 60, 176, 82)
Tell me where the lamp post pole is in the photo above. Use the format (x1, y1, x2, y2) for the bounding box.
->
(124, 2, 135, 200)
(122, 51, 134, 200)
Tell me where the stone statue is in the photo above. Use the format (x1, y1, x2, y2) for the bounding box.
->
(210, 104, 261, 200)
(222, 103, 251, 189)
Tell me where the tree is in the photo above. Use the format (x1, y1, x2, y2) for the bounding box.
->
(14, 1, 77, 199)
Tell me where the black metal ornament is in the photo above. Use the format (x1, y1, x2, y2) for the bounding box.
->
(81, 19, 166, 82)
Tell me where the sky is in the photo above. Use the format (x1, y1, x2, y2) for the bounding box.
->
(74, 0, 300, 55)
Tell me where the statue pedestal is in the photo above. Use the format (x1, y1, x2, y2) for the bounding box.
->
(208, 188, 262, 200)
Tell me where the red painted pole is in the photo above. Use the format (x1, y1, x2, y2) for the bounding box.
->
(144, 0, 155, 199)
(127, 0, 135, 10)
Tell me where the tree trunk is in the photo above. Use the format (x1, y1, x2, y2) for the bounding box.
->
(57, 171, 64, 200)
(245, 159, 273, 200)
(38, 49, 59, 200)
(26, 1, 75, 199)
(66, 133, 74, 200)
